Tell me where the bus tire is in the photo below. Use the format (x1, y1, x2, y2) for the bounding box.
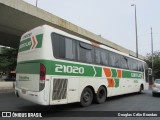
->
(152, 92, 156, 97)
(95, 86, 107, 104)
(80, 87, 93, 107)
(138, 85, 143, 94)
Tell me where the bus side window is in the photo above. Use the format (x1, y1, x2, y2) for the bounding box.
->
(78, 42, 93, 63)
(109, 52, 120, 68)
(95, 47, 101, 65)
(101, 49, 109, 66)
(120, 56, 128, 69)
(128, 58, 138, 71)
(145, 63, 149, 82)
(51, 33, 65, 58)
(65, 38, 76, 60)
(138, 62, 144, 72)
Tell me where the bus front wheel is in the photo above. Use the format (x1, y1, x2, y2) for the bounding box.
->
(95, 86, 107, 104)
(138, 85, 143, 94)
(80, 87, 93, 107)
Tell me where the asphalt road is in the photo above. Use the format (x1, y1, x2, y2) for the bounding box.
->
(0, 89, 160, 120)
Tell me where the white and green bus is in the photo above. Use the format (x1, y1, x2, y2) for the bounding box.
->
(15, 25, 149, 107)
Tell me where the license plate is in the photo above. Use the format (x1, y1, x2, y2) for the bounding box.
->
(22, 89, 26, 94)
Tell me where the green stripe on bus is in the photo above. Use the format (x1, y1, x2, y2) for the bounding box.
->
(51, 61, 102, 77)
(111, 69, 117, 77)
(17, 60, 102, 77)
(114, 78, 119, 87)
(17, 60, 143, 79)
(36, 34, 43, 48)
(16, 63, 40, 74)
(19, 38, 31, 52)
(94, 67, 102, 77)
(122, 70, 143, 79)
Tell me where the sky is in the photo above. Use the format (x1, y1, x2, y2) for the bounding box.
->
(23, 0, 160, 56)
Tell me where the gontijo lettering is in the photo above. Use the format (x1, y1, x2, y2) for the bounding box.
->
(18, 34, 43, 52)
(19, 40, 32, 49)
(19, 76, 29, 81)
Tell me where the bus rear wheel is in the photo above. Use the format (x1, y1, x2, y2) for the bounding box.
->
(95, 86, 107, 104)
(80, 87, 93, 107)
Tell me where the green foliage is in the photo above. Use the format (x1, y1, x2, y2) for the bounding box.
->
(0, 47, 18, 72)
(145, 51, 160, 79)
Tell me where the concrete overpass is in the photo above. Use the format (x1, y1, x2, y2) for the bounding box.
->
(0, 0, 143, 59)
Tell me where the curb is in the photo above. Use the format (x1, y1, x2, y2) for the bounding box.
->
(0, 82, 14, 93)
(0, 89, 14, 93)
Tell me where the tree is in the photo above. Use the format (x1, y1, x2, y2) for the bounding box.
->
(145, 51, 160, 79)
(0, 47, 18, 76)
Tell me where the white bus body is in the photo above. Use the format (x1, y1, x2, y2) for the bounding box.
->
(15, 25, 149, 106)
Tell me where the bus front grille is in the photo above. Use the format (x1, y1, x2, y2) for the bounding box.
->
(52, 79, 68, 100)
